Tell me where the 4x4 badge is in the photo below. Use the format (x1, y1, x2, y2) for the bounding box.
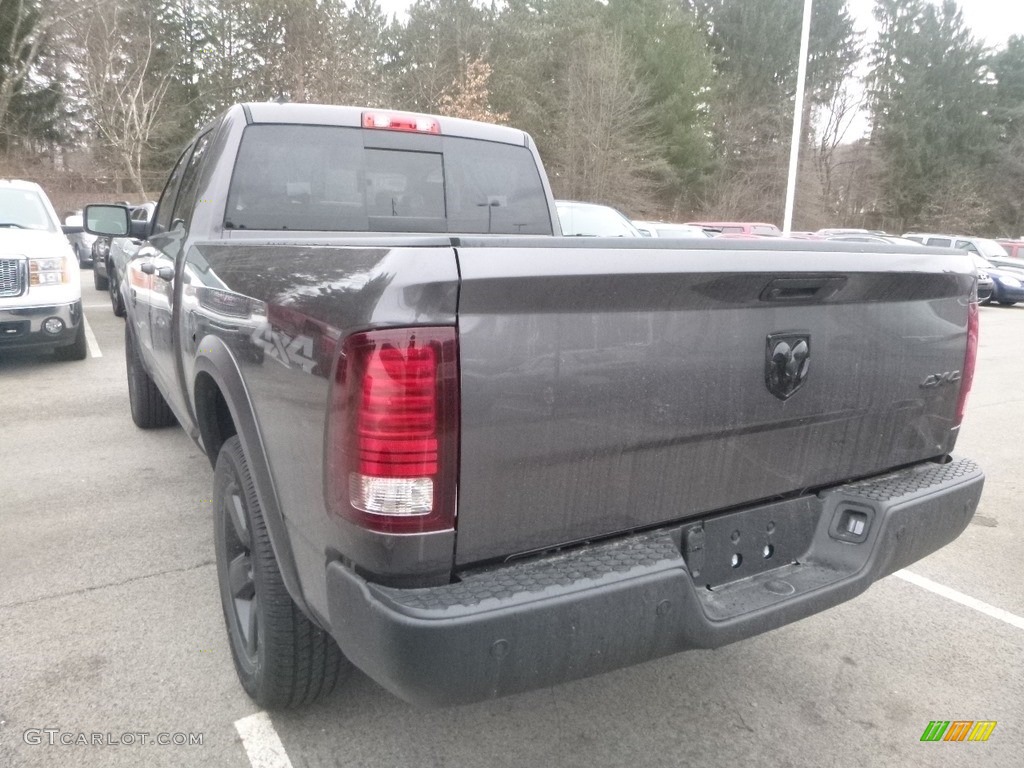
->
(765, 332, 810, 401)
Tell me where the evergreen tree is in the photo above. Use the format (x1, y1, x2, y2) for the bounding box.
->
(0, 0, 65, 152)
(688, 0, 860, 222)
(868, 0, 995, 230)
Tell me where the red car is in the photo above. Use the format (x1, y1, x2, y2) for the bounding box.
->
(996, 240, 1024, 259)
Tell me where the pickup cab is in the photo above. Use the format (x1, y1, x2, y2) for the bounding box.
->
(85, 103, 984, 709)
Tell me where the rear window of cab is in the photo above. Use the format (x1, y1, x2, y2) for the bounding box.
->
(224, 124, 553, 235)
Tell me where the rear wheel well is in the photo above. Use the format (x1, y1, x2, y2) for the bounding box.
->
(194, 372, 237, 466)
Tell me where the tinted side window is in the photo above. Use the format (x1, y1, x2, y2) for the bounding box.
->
(928, 238, 952, 247)
(153, 147, 192, 234)
(171, 132, 213, 229)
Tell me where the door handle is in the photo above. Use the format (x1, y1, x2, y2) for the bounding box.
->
(760, 276, 847, 302)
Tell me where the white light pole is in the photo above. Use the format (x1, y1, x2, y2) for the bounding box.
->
(783, 0, 814, 235)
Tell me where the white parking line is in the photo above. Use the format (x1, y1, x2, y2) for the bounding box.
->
(895, 569, 1024, 631)
(234, 712, 293, 768)
(82, 315, 102, 358)
(82, 303, 111, 310)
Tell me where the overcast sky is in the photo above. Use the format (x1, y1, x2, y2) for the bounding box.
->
(846, 0, 1024, 48)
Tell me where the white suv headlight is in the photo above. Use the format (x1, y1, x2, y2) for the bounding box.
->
(29, 256, 72, 286)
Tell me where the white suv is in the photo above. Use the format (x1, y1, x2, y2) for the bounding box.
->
(0, 179, 87, 360)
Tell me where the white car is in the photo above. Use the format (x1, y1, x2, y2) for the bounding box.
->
(556, 200, 642, 237)
(0, 179, 87, 360)
(633, 220, 710, 238)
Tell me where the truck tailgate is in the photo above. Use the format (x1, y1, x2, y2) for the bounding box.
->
(453, 239, 975, 566)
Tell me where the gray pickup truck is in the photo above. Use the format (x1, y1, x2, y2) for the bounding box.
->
(85, 103, 984, 709)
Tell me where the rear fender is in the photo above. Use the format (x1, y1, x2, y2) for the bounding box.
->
(191, 335, 312, 621)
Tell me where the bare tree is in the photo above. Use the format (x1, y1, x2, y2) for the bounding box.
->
(547, 33, 669, 214)
(810, 85, 865, 225)
(79, 0, 173, 197)
(437, 56, 508, 124)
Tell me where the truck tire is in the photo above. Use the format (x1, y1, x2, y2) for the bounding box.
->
(94, 267, 109, 291)
(55, 322, 88, 361)
(214, 435, 350, 708)
(109, 265, 125, 317)
(125, 324, 176, 428)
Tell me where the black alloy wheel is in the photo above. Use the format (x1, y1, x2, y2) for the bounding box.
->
(213, 436, 349, 708)
(220, 465, 260, 672)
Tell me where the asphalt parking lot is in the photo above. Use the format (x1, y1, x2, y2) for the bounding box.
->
(1, 272, 1021, 768)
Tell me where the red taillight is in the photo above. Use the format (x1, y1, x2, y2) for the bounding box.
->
(327, 327, 458, 534)
(362, 111, 441, 134)
(955, 300, 979, 427)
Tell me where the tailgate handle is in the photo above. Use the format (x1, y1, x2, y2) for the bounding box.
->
(760, 276, 846, 302)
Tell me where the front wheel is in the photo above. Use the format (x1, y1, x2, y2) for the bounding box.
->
(214, 436, 350, 708)
(125, 323, 176, 428)
(109, 265, 125, 317)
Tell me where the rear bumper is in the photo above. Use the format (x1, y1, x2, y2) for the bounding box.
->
(326, 457, 983, 707)
(0, 300, 82, 350)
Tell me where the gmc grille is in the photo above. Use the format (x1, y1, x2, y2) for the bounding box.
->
(0, 258, 24, 298)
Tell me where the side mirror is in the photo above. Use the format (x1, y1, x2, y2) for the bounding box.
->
(83, 204, 130, 236)
(61, 224, 84, 235)
(129, 219, 150, 239)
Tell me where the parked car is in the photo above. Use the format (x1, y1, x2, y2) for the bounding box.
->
(632, 220, 710, 238)
(100, 201, 155, 316)
(816, 227, 886, 237)
(902, 233, 1009, 259)
(63, 212, 97, 267)
(985, 256, 1024, 276)
(901, 234, 1017, 305)
(825, 233, 927, 247)
(0, 179, 87, 360)
(996, 240, 1024, 259)
(556, 200, 642, 237)
(969, 254, 1023, 306)
(686, 221, 781, 236)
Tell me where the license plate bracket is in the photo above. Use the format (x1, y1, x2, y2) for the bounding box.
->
(682, 496, 821, 589)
